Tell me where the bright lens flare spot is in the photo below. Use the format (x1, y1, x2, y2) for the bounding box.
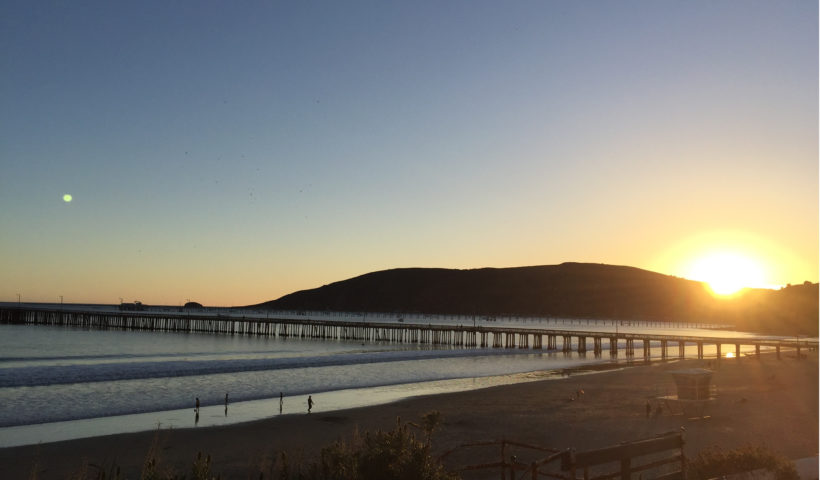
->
(725, 351, 736, 359)
(687, 252, 765, 296)
(62, 194, 73, 203)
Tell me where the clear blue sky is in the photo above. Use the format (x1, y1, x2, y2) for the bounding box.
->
(2, 1, 817, 306)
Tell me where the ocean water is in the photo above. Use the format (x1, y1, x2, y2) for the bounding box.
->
(0, 317, 770, 447)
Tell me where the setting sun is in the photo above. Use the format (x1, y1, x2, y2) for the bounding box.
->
(686, 252, 766, 296)
(653, 230, 799, 297)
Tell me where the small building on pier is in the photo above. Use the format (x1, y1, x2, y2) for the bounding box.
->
(119, 301, 145, 311)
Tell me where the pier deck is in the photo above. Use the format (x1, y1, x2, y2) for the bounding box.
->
(1, 305, 815, 361)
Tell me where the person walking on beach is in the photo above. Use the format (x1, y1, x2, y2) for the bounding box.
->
(308, 395, 314, 413)
(279, 392, 283, 414)
(195, 397, 200, 414)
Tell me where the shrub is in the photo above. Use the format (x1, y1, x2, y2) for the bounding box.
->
(273, 413, 459, 480)
(687, 445, 799, 480)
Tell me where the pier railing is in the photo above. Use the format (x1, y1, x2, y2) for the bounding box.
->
(0, 305, 815, 362)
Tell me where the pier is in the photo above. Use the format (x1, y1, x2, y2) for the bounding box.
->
(0, 305, 815, 361)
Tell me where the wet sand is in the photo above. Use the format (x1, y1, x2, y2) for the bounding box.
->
(2, 351, 816, 479)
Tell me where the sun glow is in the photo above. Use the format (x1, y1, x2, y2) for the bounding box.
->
(686, 252, 766, 296)
(652, 231, 793, 297)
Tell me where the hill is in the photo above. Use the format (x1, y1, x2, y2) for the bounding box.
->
(253, 263, 818, 336)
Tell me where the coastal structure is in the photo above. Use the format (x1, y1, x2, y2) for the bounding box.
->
(659, 368, 717, 418)
(0, 305, 813, 362)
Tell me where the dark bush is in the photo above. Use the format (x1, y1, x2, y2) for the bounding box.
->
(273, 413, 459, 480)
(687, 445, 799, 480)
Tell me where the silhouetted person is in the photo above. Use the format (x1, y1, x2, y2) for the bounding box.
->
(308, 395, 314, 413)
(195, 397, 200, 414)
(279, 392, 283, 414)
(225, 392, 229, 406)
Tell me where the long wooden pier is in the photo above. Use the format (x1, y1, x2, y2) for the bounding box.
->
(0, 306, 815, 361)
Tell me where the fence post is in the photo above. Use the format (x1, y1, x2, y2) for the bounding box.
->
(567, 449, 577, 480)
(501, 441, 506, 480)
(620, 457, 631, 479)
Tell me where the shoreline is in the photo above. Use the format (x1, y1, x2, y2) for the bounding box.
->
(0, 356, 631, 449)
(1, 351, 815, 479)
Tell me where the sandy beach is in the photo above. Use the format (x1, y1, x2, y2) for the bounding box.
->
(2, 351, 816, 479)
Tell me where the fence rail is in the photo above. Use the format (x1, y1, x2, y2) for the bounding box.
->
(440, 432, 686, 479)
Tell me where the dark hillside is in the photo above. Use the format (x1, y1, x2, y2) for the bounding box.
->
(729, 282, 818, 335)
(253, 263, 818, 335)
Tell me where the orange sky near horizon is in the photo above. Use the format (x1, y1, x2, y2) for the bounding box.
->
(5, 226, 814, 307)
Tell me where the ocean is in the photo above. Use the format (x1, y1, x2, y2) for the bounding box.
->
(0, 313, 769, 448)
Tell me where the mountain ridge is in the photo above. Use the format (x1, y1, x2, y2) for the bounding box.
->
(253, 263, 818, 335)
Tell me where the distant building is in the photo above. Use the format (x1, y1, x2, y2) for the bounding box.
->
(119, 301, 146, 311)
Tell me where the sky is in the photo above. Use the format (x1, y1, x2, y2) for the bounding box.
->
(1, 1, 817, 307)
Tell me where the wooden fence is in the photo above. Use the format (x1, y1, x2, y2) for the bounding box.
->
(440, 431, 685, 479)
